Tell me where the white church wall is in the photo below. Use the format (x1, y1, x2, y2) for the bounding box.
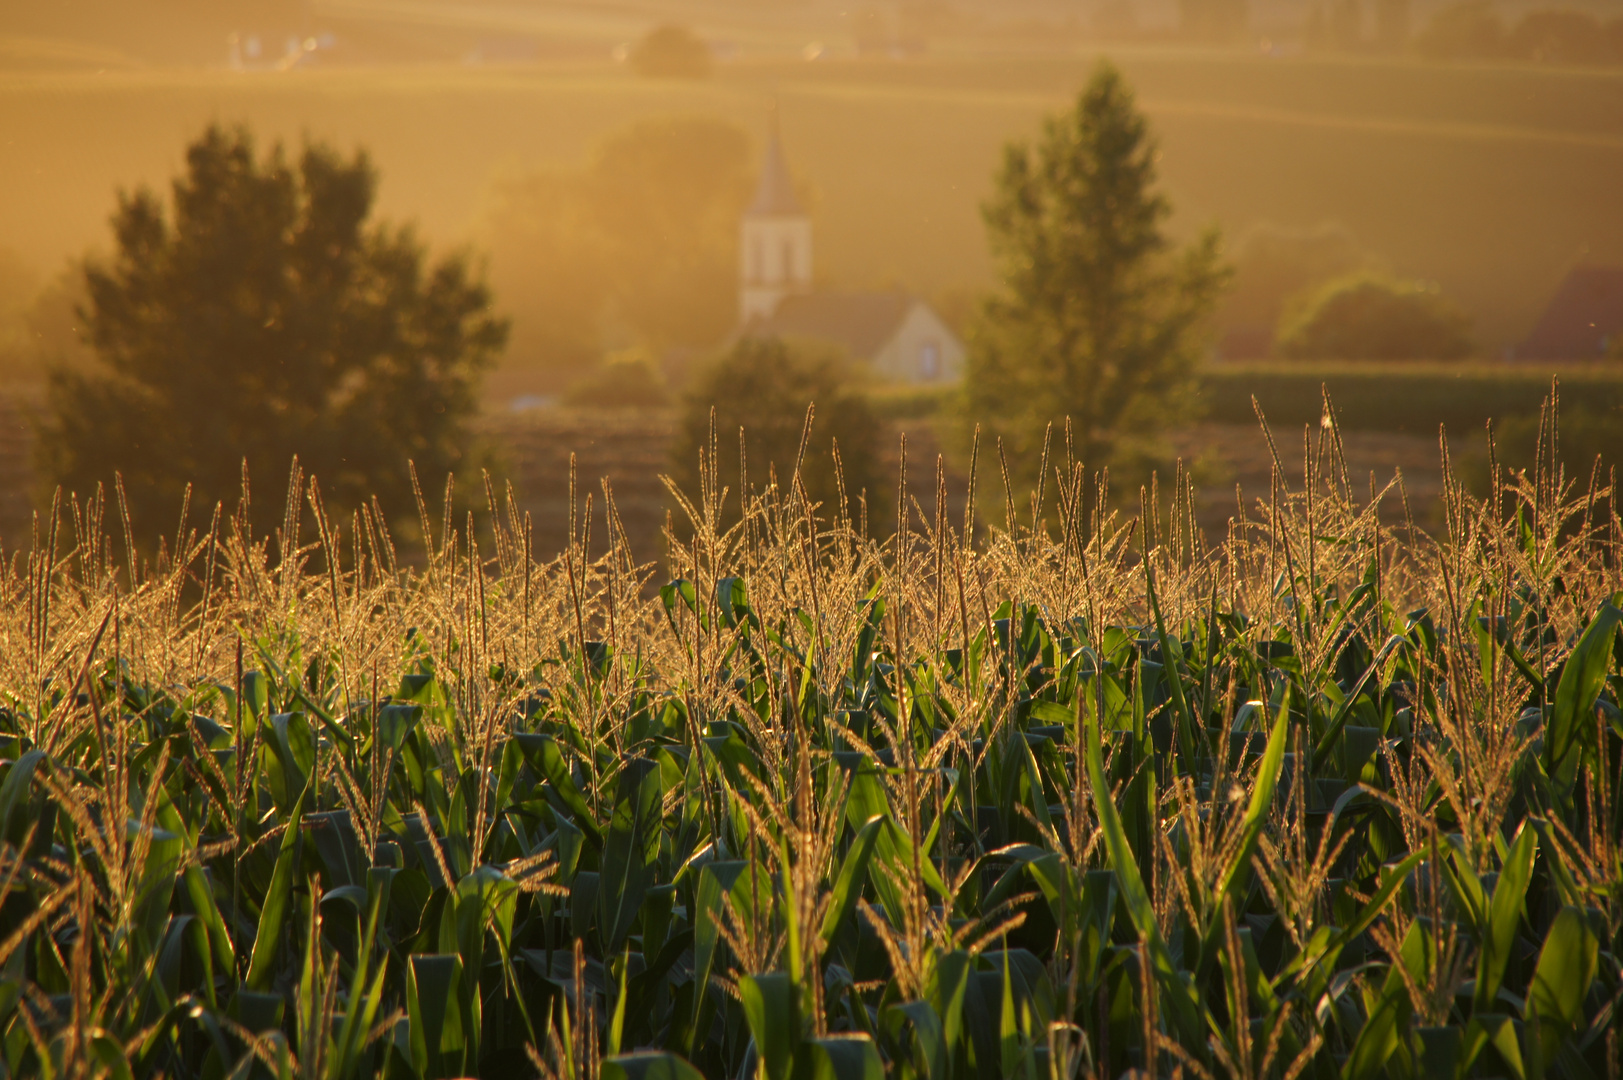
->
(739, 215, 812, 322)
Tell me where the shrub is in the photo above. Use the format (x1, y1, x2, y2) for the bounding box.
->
(629, 24, 712, 79)
(563, 348, 671, 410)
(1489, 403, 1622, 483)
(672, 336, 886, 530)
(1415, 0, 1506, 59)
(1276, 272, 1473, 360)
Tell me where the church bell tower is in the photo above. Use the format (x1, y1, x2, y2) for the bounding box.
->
(740, 110, 812, 323)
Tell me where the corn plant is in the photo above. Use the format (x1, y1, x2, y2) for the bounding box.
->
(0, 392, 1618, 1080)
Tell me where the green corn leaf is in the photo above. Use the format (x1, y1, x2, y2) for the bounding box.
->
(1080, 690, 1205, 1046)
(925, 949, 975, 1069)
(1476, 825, 1537, 1011)
(515, 733, 602, 842)
(608, 944, 630, 1056)
(1144, 557, 1198, 766)
(1211, 685, 1291, 915)
(261, 712, 314, 813)
(1529, 906, 1598, 1033)
(1546, 598, 1622, 789)
(1312, 633, 1405, 771)
(1469, 1014, 1526, 1080)
(246, 783, 307, 991)
(327, 869, 392, 1080)
(603, 1051, 707, 1080)
(740, 971, 799, 1080)
(407, 953, 466, 1080)
(820, 815, 885, 944)
(0, 749, 47, 849)
(1342, 980, 1405, 1080)
(884, 1000, 947, 1080)
(600, 756, 662, 952)
(793, 1034, 886, 1080)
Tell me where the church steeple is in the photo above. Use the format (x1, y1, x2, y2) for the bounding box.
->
(740, 105, 812, 324)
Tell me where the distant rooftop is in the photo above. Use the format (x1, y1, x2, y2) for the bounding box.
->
(749, 290, 914, 359)
(1521, 264, 1623, 359)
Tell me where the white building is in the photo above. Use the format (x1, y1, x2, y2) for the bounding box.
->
(738, 119, 965, 384)
(739, 122, 813, 323)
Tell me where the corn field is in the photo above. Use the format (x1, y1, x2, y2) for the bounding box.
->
(0, 395, 1619, 1080)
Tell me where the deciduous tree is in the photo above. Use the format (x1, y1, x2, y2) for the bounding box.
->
(37, 124, 506, 537)
(965, 62, 1228, 492)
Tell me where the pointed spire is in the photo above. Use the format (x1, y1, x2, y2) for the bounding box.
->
(745, 102, 804, 218)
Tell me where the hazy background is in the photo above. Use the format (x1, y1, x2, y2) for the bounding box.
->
(2, 0, 1621, 387)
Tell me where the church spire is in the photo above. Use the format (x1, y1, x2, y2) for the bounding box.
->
(739, 103, 813, 323)
(745, 101, 803, 218)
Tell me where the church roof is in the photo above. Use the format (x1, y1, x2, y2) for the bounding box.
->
(745, 127, 804, 218)
(1520, 264, 1623, 359)
(751, 290, 916, 359)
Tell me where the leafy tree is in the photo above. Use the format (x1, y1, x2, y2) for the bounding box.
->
(964, 62, 1228, 488)
(564, 348, 670, 410)
(629, 24, 712, 79)
(1415, 1, 1505, 59)
(1275, 272, 1472, 360)
(486, 116, 752, 384)
(1178, 0, 1248, 43)
(37, 124, 506, 537)
(672, 337, 886, 532)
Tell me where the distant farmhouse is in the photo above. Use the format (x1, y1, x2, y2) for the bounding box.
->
(738, 122, 965, 384)
(1519, 264, 1623, 359)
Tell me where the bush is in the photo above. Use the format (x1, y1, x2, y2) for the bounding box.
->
(563, 348, 671, 410)
(1198, 363, 1623, 433)
(629, 24, 712, 79)
(1276, 272, 1473, 360)
(1489, 404, 1622, 483)
(1507, 9, 1619, 65)
(484, 115, 751, 381)
(672, 336, 886, 530)
(1415, 1, 1505, 59)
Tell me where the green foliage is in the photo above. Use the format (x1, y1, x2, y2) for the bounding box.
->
(965, 61, 1229, 483)
(0, 389, 1620, 1080)
(36, 123, 506, 538)
(672, 336, 887, 532)
(1276, 272, 1473, 360)
(1216, 223, 1377, 359)
(629, 25, 713, 80)
(1416, 1, 1509, 59)
(1487, 401, 1623, 488)
(1418, 2, 1623, 64)
(486, 116, 752, 379)
(564, 349, 672, 411)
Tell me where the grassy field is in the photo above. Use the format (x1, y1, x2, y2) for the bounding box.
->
(0, 392, 1617, 1079)
(1, 51, 1621, 353)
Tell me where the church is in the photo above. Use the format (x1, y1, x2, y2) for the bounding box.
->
(737, 121, 966, 385)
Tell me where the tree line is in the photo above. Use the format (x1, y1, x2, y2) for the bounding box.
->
(20, 60, 1540, 550)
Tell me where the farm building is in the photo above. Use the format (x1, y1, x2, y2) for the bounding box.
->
(738, 117, 964, 384)
(1519, 264, 1623, 359)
